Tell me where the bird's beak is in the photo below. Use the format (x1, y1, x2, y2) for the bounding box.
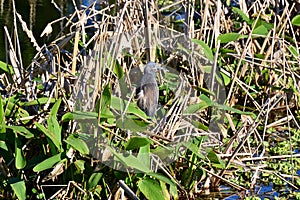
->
(153, 65, 167, 72)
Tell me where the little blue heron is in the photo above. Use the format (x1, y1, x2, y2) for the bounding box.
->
(136, 62, 160, 117)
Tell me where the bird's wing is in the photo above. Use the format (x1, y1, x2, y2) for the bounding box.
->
(137, 82, 158, 117)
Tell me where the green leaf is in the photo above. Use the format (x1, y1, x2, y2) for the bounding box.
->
(62, 111, 98, 122)
(35, 122, 61, 150)
(113, 61, 124, 79)
(125, 136, 152, 150)
(193, 86, 215, 96)
(137, 144, 150, 169)
(190, 120, 208, 131)
(292, 15, 300, 26)
(215, 103, 255, 117)
(47, 99, 61, 145)
(207, 149, 225, 169)
(220, 72, 231, 86)
(3, 99, 30, 123)
(147, 172, 175, 186)
(182, 142, 206, 159)
(0, 97, 5, 133)
(288, 46, 299, 57)
(107, 146, 151, 173)
(0, 140, 8, 151)
(74, 160, 85, 172)
(218, 33, 241, 43)
(232, 7, 252, 24)
(100, 84, 111, 113)
(169, 182, 179, 200)
(151, 146, 174, 160)
(15, 134, 26, 169)
(111, 96, 148, 117)
(252, 25, 268, 36)
(191, 39, 214, 61)
(159, 181, 169, 200)
(184, 101, 210, 114)
(20, 97, 56, 107)
(10, 178, 26, 200)
(33, 153, 62, 172)
(138, 178, 164, 200)
(88, 172, 103, 190)
(5, 126, 34, 138)
(199, 94, 213, 106)
(62, 111, 114, 123)
(116, 116, 149, 132)
(64, 134, 89, 155)
(0, 60, 13, 74)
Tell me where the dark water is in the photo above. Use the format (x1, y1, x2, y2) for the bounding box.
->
(0, 0, 97, 67)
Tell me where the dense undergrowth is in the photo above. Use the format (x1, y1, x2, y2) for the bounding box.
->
(1, 0, 300, 199)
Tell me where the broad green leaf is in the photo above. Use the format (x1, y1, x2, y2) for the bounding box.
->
(137, 144, 150, 169)
(100, 84, 111, 112)
(252, 25, 268, 36)
(170, 182, 179, 200)
(107, 146, 151, 173)
(191, 39, 214, 61)
(10, 178, 26, 200)
(160, 181, 170, 200)
(177, 43, 191, 54)
(3, 100, 30, 123)
(0, 140, 8, 151)
(220, 48, 235, 54)
(190, 120, 208, 131)
(113, 61, 124, 79)
(288, 46, 299, 57)
(201, 65, 212, 73)
(62, 110, 114, 124)
(35, 122, 61, 150)
(193, 86, 215, 96)
(207, 149, 225, 169)
(62, 111, 98, 122)
(218, 33, 241, 43)
(138, 178, 164, 200)
(185, 101, 210, 114)
(125, 136, 152, 150)
(0, 60, 13, 74)
(220, 71, 231, 86)
(292, 15, 300, 26)
(47, 99, 61, 145)
(147, 172, 175, 186)
(215, 103, 255, 117)
(164, 71, 180, 91)
(15, 134, 26, 169)
(151, 146, 174, 160)
(33, 153, 62, 172)
(116, 116, 149, 132)
(199, 94, 213, 106)
(232, 7, 252, 24)
(182, 142, 206, 159)
(74, 160, 85, 172)
(20, 97, 56, 106)
(257, 19, 273, 30)
(111, 96, 148, 117)
(64, 134, 89, 155)
(88, 172, 103, 190)
(5, 126, 34, 138)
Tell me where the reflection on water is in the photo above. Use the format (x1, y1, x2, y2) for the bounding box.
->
(0, 0, 92, 66)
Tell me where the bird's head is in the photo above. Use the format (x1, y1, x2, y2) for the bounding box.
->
(144, 62, 163, 74)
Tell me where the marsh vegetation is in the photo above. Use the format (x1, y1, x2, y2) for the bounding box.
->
(1, 0, 300, 199)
